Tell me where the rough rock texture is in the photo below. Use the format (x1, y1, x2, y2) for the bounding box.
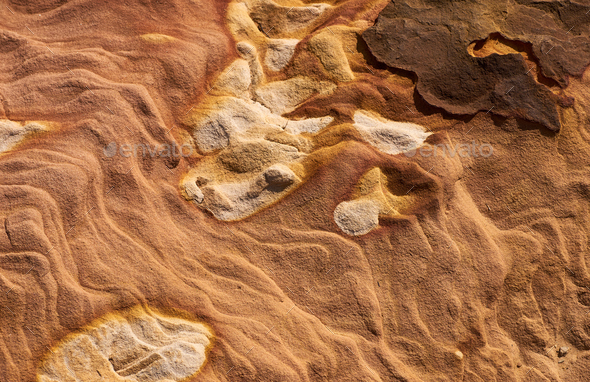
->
(334, 198, 380, 236)
(363, 0, 590, 131)
(308, 28, 355, 82)
(0, 120, 48, 153)
(181, 0, 428, 222)
(38, 306, 212, 382)
(1, 0, 590, 381)
(334, 167, 413, 236)
(265, 39, 299, 72)
(352, 110, 430, 155)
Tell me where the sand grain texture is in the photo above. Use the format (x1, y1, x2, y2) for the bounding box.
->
(0, 0, 590, 381)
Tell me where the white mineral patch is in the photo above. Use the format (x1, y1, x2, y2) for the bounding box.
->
(191, 97, 285, 153)
(213, 58, 252, 98)
(352, 111, 430, 155)
(265, 39, 299, 71)
(284, 116, 333, 134)
(333, 167, 409, 236)
(334, 199, 381, 236)
(188, 162, 300, 221)
(0, 120, 46, 153)
(37, 306, 212, 382)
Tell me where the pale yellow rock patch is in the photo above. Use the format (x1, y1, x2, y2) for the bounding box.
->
(265, 39, 299, 71)
(140, 33, 176, 44)
(212, 59, 252, 98)
(334, 167, 414, 236)
(308, 29, 355, 82)
(237, 41, 265, 88)
(0, 120, 48, 154)
(37, 306, 212, 382)
(254, 76, 336, 114)
(352, 110, 431, 155)
(227, 2, 266, 44)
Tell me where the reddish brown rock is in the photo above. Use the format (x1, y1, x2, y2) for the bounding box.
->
(0, 0, 590, 381)
(363, 0, 590, 131)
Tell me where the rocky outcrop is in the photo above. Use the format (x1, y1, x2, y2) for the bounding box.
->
(362, 0, 590, 131)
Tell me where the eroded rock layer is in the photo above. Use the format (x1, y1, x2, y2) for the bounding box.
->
(38, 306, 212, 382)
(180, 0, 429, 221)
(0, 0, 590, 381)
(363, 0, 590, 131)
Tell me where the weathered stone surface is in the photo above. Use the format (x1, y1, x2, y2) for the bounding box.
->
(363, 0, 590, 131)
(38, 306, 212, 382)
(4, 0, 590, 381)
(0, 120, 47, 153)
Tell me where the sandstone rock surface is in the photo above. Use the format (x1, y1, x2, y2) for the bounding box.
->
(363, 0, 590, 131)
(0, 0, 589, 382)
(38, 306, 212, 382)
